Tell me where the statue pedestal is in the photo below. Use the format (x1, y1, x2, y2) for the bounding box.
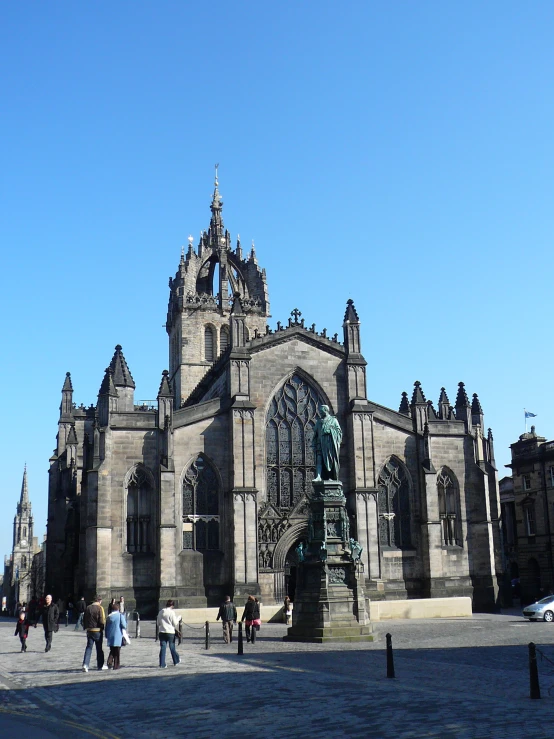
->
(283, 480, 373, 643)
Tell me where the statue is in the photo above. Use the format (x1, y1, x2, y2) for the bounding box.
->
(349, 538, 363, 563)
(295, 541, 306, 563)
(313, 405, 342, 481)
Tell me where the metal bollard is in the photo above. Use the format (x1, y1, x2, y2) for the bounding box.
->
(132, 611, 140, 639)
(205, 621, 210, 650)
(238, 622, 244, 655)
(155, 621, 159, 642)
(386, 633, 395, 679)
(529, 642, 541, 699)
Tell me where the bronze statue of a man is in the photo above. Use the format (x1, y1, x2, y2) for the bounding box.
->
(313, 405, 342, 481)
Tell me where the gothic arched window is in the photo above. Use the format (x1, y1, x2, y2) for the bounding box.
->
(437, 468, 462, 547)
(21, 555, 27, 570)
(204, 326, 215, 362)
(378, 458, 412, 549)
(22, 526, 26, 539)
(266, 374, 326, 510)
(126, 466, 153, 554)
(182, 455, 220, 550)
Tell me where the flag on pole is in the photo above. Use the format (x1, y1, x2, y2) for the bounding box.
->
(525, 411, 537, 419)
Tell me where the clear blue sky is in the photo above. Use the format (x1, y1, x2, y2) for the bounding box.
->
(1, 2, 553, 560)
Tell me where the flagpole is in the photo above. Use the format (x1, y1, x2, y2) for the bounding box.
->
(525, 408, 527, 433)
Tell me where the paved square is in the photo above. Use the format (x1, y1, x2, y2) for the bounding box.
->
(1, 612, 554, 738)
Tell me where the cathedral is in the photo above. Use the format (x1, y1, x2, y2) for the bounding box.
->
(46, 174, 502, 615)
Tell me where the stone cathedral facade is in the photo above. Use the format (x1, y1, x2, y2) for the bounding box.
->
(46, 176, 502, 614)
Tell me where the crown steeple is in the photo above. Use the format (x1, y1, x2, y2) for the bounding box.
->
(209, 163, 224, 240)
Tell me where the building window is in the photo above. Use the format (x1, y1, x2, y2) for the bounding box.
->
(378, 458, 412, 549)
(525, 503, 536, 536)
(523, 475, 532, 491)
(204, 326, 215, 362)
(21, 555, 27, 570)
(437, 468, 462, 547)
(126, 467, 152, 553)
(549, 467, 554, 487)
(182, 455, 219, 550)
(22, 526, 26, 539)
(266, 373, 326, 510)
(220, 326, 229, 353)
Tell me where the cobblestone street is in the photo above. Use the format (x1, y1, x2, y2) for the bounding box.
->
(2, 612, 554, 738)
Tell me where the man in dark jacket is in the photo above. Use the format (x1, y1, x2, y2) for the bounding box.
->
(82, 595, 106, 672)
(74, 596, 86, 631)
(216, 596, 237, 644)
(41, 594, 59, 652)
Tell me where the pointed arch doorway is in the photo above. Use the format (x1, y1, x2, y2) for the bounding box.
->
(271, 521, 308, 603)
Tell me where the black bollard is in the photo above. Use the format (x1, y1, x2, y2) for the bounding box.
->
(205, 620, 210, 650)
(238, 622, 244, 655)
(529, 642, 541, 699)
(386, 633, 395, 679)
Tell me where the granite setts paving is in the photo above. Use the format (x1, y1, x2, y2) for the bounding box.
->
(1, 612, 554, 738)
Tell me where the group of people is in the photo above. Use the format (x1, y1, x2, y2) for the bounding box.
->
(216, 595, 262, 644)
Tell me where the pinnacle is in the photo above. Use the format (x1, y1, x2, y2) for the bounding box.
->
(231, 292, 244, 314)
(471, 393, 483, 415)
(109, 345, 136, 389)
(399, 392, 410, 415)
(67, 424, 78, 445)
(99, 366, 118, 396)
(438, 387, 450, 405)
(411, 381, 427, 405)
(455, 382, 470, 408)
(157, 369, 172, 398)
(62, 372, 73, 392)
(343, 299, 360, 323)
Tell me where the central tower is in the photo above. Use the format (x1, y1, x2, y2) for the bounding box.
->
(166, 169, 270, 406)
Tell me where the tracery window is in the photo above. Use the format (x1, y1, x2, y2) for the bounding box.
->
(182, 455, 220, 550)
(378, 458, 412, 548)
(126, 467, 152, 553)
(204, 326, 215, 362)
(266, 374, 326, 510)
(437, 468, 462, 547)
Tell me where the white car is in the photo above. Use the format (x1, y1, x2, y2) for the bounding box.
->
(522, 595, 554, 622)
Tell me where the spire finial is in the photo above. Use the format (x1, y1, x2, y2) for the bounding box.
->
(215, 162, 219, 187)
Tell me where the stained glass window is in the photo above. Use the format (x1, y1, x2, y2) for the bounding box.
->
(182, 455, 220, 550)
(265, 374, 326, 510)
(378, 458, 412, 548)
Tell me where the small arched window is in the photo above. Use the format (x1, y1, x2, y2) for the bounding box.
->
(378, 458, 411, 548)
(21, 555, 27, 570)
(182, 455, 220, 551)
(437, 468, 462, 547)
(22, 526, 26, 539)
(204, 326, 215, 362)
(126, 467, 153, 553)
(220, 326, 229, 353)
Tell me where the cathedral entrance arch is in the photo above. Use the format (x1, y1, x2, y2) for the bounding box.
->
(271, 521, 308, 603)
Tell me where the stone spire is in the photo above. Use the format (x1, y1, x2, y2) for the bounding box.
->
(438, 387, 451, 420)
(60, 371, 74, 420)
(411, 381, 426, 405)
(343, 299, 361, 355)
(157, 369, 172, 397)
(471, 393, 484, 428)
(410, 381, 427, 433)
(209, 163, 224, 240)
(20, 465, 29, 507)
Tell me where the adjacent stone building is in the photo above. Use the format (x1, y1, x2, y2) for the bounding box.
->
(504, 426, 554, 603)
(46, 175, 502, 614)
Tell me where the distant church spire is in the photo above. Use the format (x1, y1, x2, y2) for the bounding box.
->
(209, 163, 224, 239)
(20, 465, 29, 507)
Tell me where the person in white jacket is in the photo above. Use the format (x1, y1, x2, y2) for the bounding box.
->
(156, 600, 182, 668)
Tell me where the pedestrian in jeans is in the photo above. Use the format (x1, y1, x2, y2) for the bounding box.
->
(216, 595, 237, 644)
(41, 595, 59, 652)
(82, 595, 107, 672)
(241, 595, 261, 644)
(75, 596, 86, 631)
(105, 609, 127, 670)
(156, 600, 182, 668)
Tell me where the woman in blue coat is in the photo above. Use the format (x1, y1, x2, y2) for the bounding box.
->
(105, 609, 127, 670)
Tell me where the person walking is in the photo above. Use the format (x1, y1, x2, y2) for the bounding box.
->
(41, 595, 59, 652)
(283, 595, 292, 625)
(66, 597, 74, 625)
(216, 595, 237, 644)
(75, 596, 86, 631)
(118, 596, 125, 614)
(156, 600, 182, 668)
(241, 595, 261, 643)
(14, 611, 30, 652)
(105, 608, 127, 670)
(107, 598, 117, 614)
(82, 595, 107, 672)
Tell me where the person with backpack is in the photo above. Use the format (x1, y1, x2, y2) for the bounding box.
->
(241, 595, 261, 644)
(216, 595, 237, 644)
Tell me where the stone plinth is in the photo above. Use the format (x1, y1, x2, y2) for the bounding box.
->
(283, 480, 373, 643)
